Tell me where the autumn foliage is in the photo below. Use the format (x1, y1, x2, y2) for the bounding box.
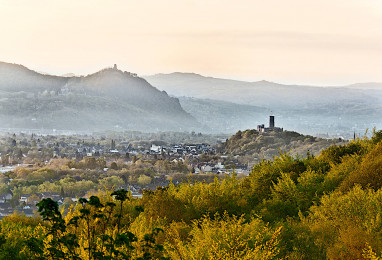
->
(2, 130, 382, 259)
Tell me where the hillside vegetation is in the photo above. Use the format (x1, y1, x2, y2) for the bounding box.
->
(221, 129, 344, 160)
(0, 62, 196, 131)
(1, 131, 382, 259)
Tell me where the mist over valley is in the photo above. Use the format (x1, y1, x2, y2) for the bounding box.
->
(0, 61, 380, 138)
(145, 72, 382, 137)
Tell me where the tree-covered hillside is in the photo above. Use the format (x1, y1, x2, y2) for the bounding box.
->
(0, 62, 197, 131)
(221, 129, 344, 160)
(1, 131, 382, 259)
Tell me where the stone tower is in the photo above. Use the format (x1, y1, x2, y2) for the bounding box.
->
(269, 115, 275, 129)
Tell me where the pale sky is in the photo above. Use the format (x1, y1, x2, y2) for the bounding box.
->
(1, 0, 382, 85)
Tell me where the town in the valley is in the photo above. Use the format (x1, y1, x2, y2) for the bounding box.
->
(0, 115, 343, 218)
(0, 129, 248, 218)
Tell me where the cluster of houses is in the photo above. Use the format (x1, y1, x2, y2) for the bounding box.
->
(0, 135, 252, 217)
(54, 142, 217, 161)
(4, 136, 250, 176)
(1, 133, 248, 176)
(0, 192, 69, 218)
(149, 143, 215, 156)
(191, 161, 250, 175)
(147, 144, 250, 175)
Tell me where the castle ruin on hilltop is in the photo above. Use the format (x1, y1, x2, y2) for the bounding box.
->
(257, 115, 283, 133)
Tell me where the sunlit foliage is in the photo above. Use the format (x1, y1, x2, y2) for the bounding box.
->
(1, 130, 382, 259)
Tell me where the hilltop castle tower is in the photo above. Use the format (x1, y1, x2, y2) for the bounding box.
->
(269, 115, 275, 129)
(257, 115, 283, 133)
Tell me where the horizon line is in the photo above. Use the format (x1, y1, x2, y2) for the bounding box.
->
(1, 60, 381, 88)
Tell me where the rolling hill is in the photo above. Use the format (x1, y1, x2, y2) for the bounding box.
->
(221, 128, 344, 160)
(0, 62, 197, 132)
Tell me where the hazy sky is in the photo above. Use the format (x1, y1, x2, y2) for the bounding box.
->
(1, 0, 382, 85)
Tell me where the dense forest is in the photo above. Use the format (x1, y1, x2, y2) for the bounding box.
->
(1, 130, 382, 259)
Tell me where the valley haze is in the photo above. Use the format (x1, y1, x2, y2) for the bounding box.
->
(0, 61, 380, 138)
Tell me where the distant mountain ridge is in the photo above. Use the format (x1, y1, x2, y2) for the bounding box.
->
(147, 72, 382, 89)
(144, 72, 382, 137)
(0, 62, 197, 131)
(144, 72, 382, 109)
(346, 82, 382, 90)
(2, 62, 381, 136)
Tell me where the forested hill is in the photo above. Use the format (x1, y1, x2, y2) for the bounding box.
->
(0, 62, 197, 131)
(221, 129, 344, 159)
